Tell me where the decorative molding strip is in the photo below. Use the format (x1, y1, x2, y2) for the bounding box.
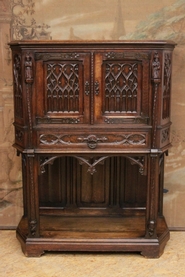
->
(104, 117, 148, 124)
(105, 52, 150, 60)
(35, 52, 80, 61)
(37, 117, 81, 124)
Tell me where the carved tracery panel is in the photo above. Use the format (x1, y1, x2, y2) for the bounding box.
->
(103, 62, 140, 113)
(46, 62, 81, 113)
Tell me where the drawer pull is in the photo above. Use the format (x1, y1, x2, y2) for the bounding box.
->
(78, 135, 107, 149)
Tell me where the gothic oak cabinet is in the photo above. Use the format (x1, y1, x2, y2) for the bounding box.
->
(9, 40, 176, 258)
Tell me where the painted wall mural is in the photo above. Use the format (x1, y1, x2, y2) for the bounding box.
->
(0, 0, 185, 228)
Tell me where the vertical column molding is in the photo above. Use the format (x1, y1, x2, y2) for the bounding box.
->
(151, 51, 161, 149)
(25, 151, 40, 238)
(146, 153, 160, 239)
(24, 52, 34, 148)
(90, 52, 94, 125)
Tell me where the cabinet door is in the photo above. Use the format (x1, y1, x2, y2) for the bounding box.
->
(94, 51, 151, 125)
(35, 52, 91, 125)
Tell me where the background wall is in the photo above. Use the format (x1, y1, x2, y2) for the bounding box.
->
(0, 0, 185, 229)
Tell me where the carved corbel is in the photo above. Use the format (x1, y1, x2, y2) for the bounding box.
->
(127, 156, 147, 176)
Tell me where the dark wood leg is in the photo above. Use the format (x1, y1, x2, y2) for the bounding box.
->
(146, 153, 160, 239)
(25, 152, 40, 238)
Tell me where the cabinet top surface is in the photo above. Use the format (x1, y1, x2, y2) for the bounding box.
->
(9, 40, 176, 48)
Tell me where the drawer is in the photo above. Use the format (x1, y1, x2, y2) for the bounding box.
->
(36, 130, 150, 152)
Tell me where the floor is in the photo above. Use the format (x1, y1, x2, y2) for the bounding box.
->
(0, 231, 185, 277)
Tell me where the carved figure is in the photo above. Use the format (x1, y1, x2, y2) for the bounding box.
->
(152, 52, 160, 79)
(25, 54, 33, 83)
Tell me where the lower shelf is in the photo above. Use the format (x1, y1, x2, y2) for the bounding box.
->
(16, 215, 170, 258)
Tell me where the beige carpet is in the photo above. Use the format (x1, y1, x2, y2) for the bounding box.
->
(0, 231, 184, 277)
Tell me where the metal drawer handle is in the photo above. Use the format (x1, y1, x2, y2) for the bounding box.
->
(78, 135, 107, 149)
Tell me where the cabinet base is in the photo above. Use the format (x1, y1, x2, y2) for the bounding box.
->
(16, 215, 170, 258)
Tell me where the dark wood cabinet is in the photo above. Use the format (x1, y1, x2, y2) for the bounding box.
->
(10, 40, 176, 258)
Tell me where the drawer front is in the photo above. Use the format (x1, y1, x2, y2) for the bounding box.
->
(36, 130, 150, 151)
